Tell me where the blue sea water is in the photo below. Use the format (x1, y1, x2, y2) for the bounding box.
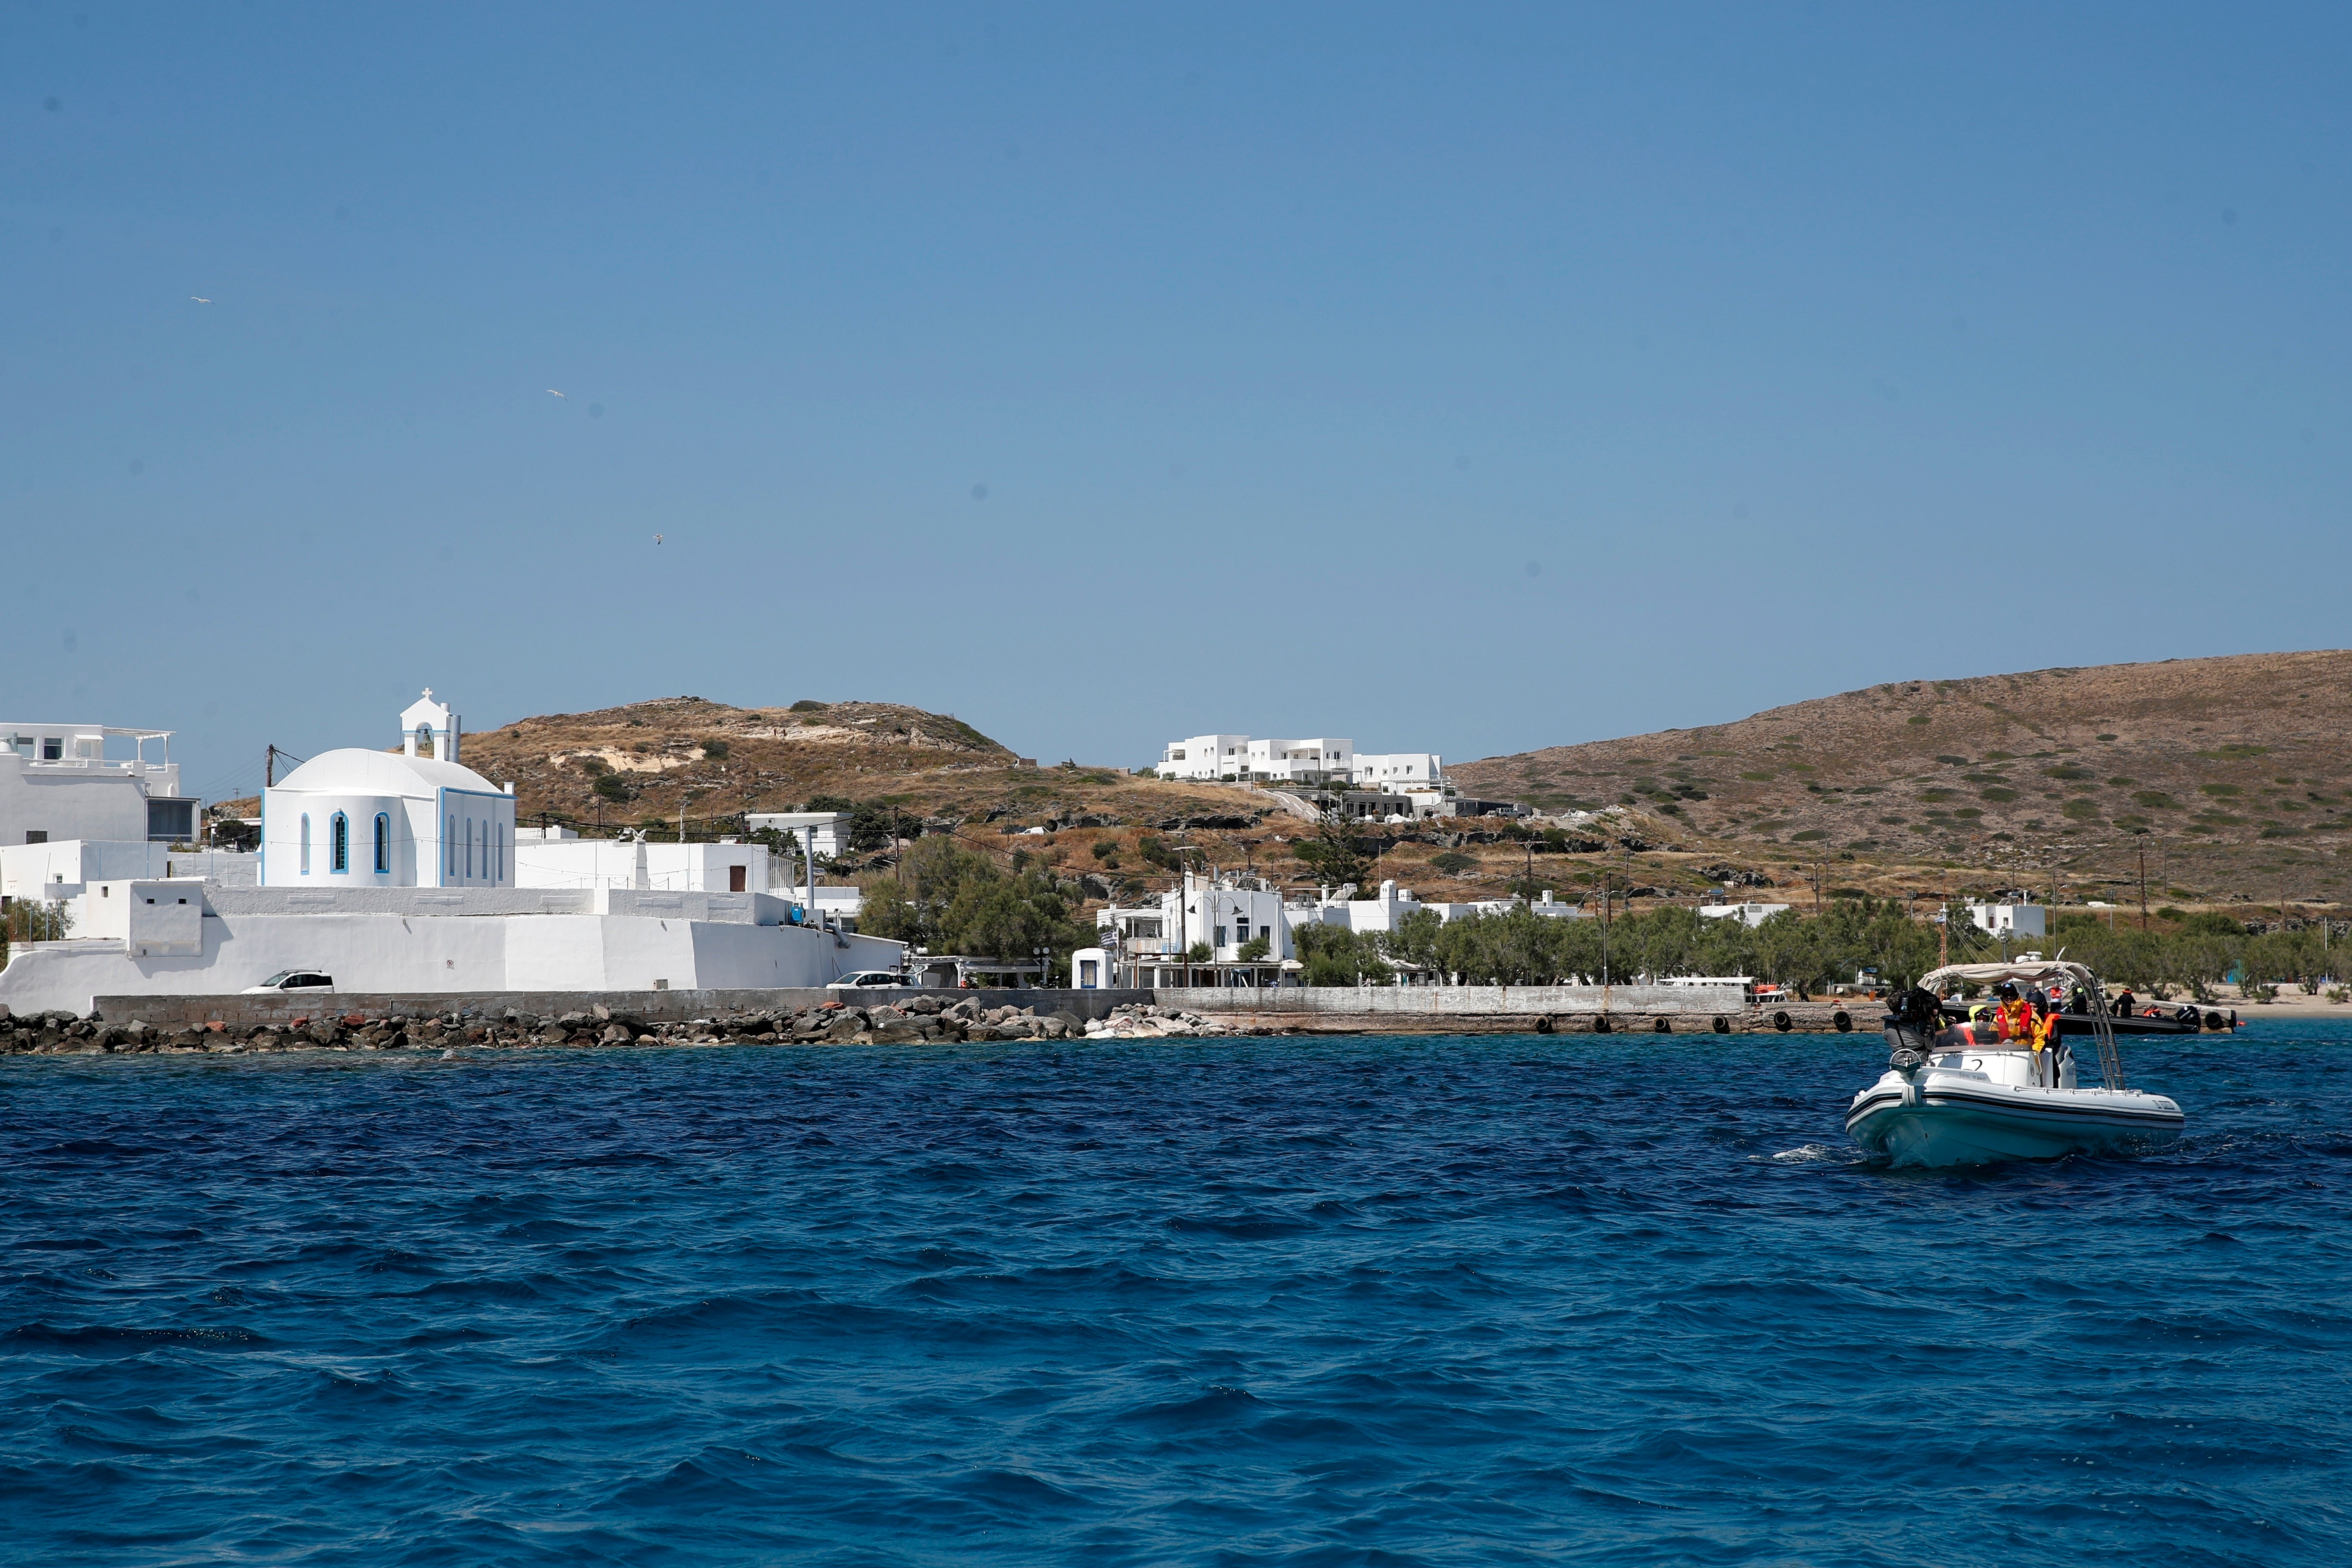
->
(2, 1023, 2347, 1567)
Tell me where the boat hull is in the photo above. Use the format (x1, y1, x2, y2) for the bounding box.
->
(1847, 1075, 2184, 1167)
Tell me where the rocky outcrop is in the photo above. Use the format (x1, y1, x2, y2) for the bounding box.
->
(1081, 1004, 1229, 1038)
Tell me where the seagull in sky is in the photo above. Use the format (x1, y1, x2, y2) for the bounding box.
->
(189, 296, 211, 303)
(547, 389, 566, 398)
(654, 533, 664, 545)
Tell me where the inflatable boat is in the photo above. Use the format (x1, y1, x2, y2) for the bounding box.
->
(1846, 960, 2186, 1167)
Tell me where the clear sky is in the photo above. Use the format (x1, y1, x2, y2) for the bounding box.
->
(9, 3, 2347, 803)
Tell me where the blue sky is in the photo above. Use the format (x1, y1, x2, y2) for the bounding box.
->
(8, 3, 2347, 802)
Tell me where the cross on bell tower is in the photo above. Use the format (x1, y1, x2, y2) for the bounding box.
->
(399, 688, 459, 762)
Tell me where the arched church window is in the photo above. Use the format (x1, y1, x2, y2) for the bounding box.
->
(374, 814, 391, 874)
(447, 815, 456, 877)
(330, 813, 349, 873)
(299, 814, 311, 876)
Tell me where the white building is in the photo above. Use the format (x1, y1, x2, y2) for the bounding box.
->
(1353, 752, 1445, 791)
(0, 881, 906, 1014)
(509, 829, 865, 925)
(260, 692, 515, 889)
(3, 721, 197, 847)
(1241, 737, 1356, 785)
(1158, 734, 1462, 799)
(744, 810, 855, 863)
(1156, 735, 1465, 813)
(0, 687, 912, 1013)
(1096, 870, 1294, 981)
(1158, 735, 1357, 785)
(2, 840, 254, 902)
(513, 829, 774, 895)
(1698, 900, 1794, 928)
(1288, 882, 1589, 937)
(1159, 735, 1257, 782)
(1968, 902, 2047, 938)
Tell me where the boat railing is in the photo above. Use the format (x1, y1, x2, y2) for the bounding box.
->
(2085, 970, 2128, 1091)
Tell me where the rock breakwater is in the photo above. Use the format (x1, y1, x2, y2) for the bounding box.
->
(0, 997, 1262, 1055)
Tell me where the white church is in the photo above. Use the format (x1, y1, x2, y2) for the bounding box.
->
(0, 690, 905, 1013)
(261, 691, 518, 888)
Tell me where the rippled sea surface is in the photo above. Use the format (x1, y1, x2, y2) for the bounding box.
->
(3, 1022, 2348, 1566)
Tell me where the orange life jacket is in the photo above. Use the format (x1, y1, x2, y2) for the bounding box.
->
(1994, 998, 2033, 1041)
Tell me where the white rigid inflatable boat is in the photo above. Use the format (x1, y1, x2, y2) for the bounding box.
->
(1846, 960, 2186, 1167)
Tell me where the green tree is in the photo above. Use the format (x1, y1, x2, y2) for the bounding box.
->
(1295, 923, 1391, 985)
(2165, 934, 2242, 1002)
(856, 836, 1001, 947)
(1386, 907, 1444, 971)
(3, 898, 73, 952)
(1290, 812, 1373, 889)
(945, 873, 1077, 963)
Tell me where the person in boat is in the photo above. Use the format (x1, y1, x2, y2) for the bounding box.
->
(1991, 983, 2035, 1043)
(2029, 989, 2066, 1081)
(2022, 987, 2060, 1048)
(2112, 987, 2137, 1017)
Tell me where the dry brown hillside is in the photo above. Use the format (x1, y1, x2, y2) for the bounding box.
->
(464, 696, 1017, 828)
(1453, 651, 2352, 906)
(218, 695, 1562, 909)
(455, 695, 1330, 903)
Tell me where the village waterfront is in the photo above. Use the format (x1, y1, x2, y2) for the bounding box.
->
(2, 1025, 2346, 1566)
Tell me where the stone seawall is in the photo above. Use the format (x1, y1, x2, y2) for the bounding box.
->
(7, 992, 1175, 1057)
(61, 986, 1870, 1037)
(89, 988, 1153, 1031)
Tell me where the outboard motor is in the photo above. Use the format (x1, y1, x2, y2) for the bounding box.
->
(1882, 986, 1941, 1072)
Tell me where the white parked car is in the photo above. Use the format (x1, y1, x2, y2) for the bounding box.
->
(825, 970, 906, 990)
(242, 969, 334, 995)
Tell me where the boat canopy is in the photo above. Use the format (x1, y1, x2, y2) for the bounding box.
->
(1920, 959, 2099, 993)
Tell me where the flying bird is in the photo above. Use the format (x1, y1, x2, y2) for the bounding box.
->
(547, 389, 566, 398)
(189, 297, 211, 303)
(653, 533, 664, 545)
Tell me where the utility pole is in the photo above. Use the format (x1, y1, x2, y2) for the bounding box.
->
(1599, 873, 1612, 1015)
(1939, 900, 1949, 968)
(2139, 845, 2150, 932)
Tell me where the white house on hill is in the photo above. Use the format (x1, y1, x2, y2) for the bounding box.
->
(260, 690, 516, 888)
(1156, 734, 1459, 808)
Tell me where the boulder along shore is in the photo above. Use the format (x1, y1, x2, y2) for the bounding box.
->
(0, 997, 1248, 1055)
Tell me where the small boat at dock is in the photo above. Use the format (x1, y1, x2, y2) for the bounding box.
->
(1845, 960, 2189, 1167)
